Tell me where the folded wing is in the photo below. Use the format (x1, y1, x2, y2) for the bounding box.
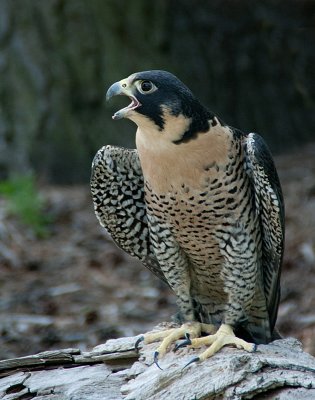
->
(244, 133, 285, 332)
(91, 145, 167, 284)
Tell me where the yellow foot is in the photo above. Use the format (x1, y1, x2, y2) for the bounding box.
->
(135, 322, 216, 369)
(184, 324, 257, 368)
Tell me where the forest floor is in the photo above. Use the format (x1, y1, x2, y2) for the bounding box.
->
(0, 143, 315, 360)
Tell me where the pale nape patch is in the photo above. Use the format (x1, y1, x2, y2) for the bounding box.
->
(134, 109, 233, 193)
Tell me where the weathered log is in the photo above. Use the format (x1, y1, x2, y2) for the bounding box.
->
(0, 323, 315, 399)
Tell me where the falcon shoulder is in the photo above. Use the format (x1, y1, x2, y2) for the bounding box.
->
(244, 132, 284, 332)
(90, 145, 167, 284)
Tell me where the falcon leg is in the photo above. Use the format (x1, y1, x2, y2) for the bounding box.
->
(181, 229, 258, 368)
(144, 217, 220, 366)
(186, 324, 256, 363)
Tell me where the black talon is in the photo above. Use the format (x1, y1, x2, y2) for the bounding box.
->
(182, 356, 200, 370)
(135, 336, 144, 351)
(174, 333, 192, 352)
(153, 351, 163, 370)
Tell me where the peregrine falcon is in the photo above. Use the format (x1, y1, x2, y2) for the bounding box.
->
(91, 70, 284, 366)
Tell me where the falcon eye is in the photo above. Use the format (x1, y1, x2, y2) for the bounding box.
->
(141, 81, 153, 92)
(136, 80, 157, 94)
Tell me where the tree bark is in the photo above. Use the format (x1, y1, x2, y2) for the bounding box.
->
(1, 324, 315, 400)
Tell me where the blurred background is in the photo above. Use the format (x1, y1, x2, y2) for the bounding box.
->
(0, 0, 315, 359)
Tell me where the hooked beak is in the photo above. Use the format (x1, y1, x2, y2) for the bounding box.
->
(106, 80, 141, 120)
(106, 82, 124, 101)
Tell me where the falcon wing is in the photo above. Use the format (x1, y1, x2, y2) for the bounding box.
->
(244, 133, 284, 332)
(90, 145, 167, 284)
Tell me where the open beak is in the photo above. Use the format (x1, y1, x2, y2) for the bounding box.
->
(106, 80, 141, 120)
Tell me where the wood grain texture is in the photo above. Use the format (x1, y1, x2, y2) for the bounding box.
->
(0, 323, 315, 399)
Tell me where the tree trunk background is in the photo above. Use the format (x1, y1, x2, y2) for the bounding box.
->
(0, 0, 314, 182)
(1, 325, 315, 400)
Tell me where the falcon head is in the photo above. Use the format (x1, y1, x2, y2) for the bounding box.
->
(106, 70, 213, 144)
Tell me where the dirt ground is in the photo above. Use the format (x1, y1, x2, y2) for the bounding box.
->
(0, 143, 315, 360)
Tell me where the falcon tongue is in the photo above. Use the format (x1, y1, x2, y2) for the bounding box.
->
(112, 96, 141, 120)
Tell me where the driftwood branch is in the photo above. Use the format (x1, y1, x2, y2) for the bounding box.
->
(1, 323, 315, 399)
